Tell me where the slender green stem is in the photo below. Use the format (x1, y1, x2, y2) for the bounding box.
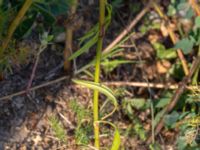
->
(93, 0, 106, 149)
(192, 45, 200, 85)
(150, 101, 155, 144)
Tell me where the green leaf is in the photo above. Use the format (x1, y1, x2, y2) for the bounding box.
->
(155, 98, 171, 108)
(75, 124, 91, 145)
(185, 7, 194, 19)
(78, 25, 98, 45)
(0, 9, 10, 38)
(101, 60, 136, 66)
(130, 98, 146, 109)
(99, 121, 120, 150)
(177, 2, 194, 19)
(177, 136, 188, 150)
(111, 129, 121, 150)
(167, 4, 176, 16)
(35, 0, 70, 16)
(164, 111, 179, 128)
(102, 60, 136, 73)
(174, 38, 194, 54)
(126, 103, 133, 114)
(75, 33, 134, 75)
(72, 79, 118, 118)
(195, 16, 200, 28)
(69, 22, 99, 60)
(40, 32, 54, 45)
(33, 3, 56, 25)
(69, 4, 112, 60)
(69, 100, 91, 122)
(153, 109, 166, 127)
(69, 34, 98, 60)
(149, 142, 162, 150)
(169, 61, 185, 79)
(153, 42, 177, 59)
(14, 11, 38, 38)
(134, 122, 146, 141)
(190, 29, 200, 45)
(33, 0, 71, 26)
(49, 115, 66, 142)
(111, 0, 123, 9)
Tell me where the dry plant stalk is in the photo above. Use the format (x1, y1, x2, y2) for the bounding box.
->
(152, 2, 189, 75)
(1, 77, 199, 102)
(103, 81, 199, 90)
(189, 0, 200, 16)
(64, 0, 78, 71)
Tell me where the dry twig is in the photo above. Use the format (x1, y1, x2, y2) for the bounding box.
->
(103, 81, 199, 90)
(0, 76, 69, 101)
(1, 75, 199, 102)
(26, 44, 47, 92)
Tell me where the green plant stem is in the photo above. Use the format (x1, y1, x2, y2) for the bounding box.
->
(192, 45, 200, 85)
(1, 0, 33, 53)
(150, 101, 155, 144)
(93, 0, 106, 149)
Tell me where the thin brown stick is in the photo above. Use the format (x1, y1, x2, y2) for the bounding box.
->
(103, 81, 199, 90)
(147, 56, 200, 144)
(0, 76, 69, 101)
(102, 0, 154, 54)
(1, 75, 199, 102)
(26, 42, 48, 92)
(26, 53, 40, 92)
